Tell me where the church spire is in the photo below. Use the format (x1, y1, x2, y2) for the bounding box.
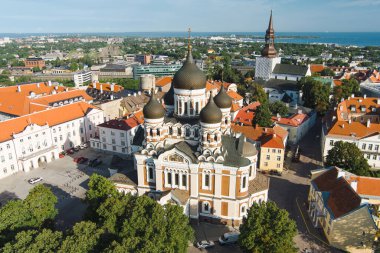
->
(261, 10, 278, 58)
(185, 27, 194, 63)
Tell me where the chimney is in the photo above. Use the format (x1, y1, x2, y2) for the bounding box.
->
(277, 113, 281, 121)
(364, 94, 367, 99)
(48, 80, 52, 86)
(377, 99, 380, 105)
(110, 94, 114, 100)
(273, 133, 277, 138)
(351, 94, 354, 98)
(17, 85, 21, 92)
(100, 84, 103, 94)
(350, 181, 358, 192)
(349, 119, 352, 124)
(298, 109, 302, 115)
(36, 83, 40, 88)
(342, 124, 345, 129)
(367, 119, 371, 128)
(339, 105, 343, 111)
(110, 83, 114, 92)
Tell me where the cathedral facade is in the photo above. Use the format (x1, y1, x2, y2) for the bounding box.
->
(134, 42, 269, 225)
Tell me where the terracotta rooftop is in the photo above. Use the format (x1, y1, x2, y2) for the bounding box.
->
(98, 110, 144, 131)
(155, 76, 172, 87)
(0, 102, 98, 142)
(312, 167, 362, 219)
(0, 82, 66, 95)
(310, 64, 325, 74)
(88, 82, 124, 93)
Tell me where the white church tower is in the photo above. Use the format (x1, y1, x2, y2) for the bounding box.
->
(255, 11, 281, 81)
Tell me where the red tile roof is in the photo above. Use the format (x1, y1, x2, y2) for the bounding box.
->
(98, 110, 144, 131)
(155, 76, 172, 87)
(310, 64, 325, 74)
(233, 102, 261, 126)
(0, 102, 98, 142)
(88, 82, 124, 92)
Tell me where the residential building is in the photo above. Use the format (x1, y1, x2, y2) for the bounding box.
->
(232, 124, 288, 173)
(273, 106, 317, 145)
(24, 57, 45, 69)
(99, 64, 133, 78)
(308, 167, 378, 252)
(322, 96, 380, 168)
(91, 111, 144, 155)
(135, 54, 152, 65)
(113, 43, 269, 226)
(0, 102, 104, 179)
(73, 71, 92, 87)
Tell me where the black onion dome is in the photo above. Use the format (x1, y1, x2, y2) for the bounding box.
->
(143, 91, 165, 119)
(164, 84, 174, 106)
(200, 94, 223, 124)
(214, 85, 232, 109)
(172, 47, 206, 90)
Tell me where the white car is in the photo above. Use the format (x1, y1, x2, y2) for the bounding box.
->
(196, 240, 215, 249)
(28, 177, 43, 184)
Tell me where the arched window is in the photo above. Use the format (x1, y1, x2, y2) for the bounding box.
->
(169, 127, 173, 135)
(194, 129, 199, 138)
(178, 127, 182, 135)
(186, 128, 191, 137)
(148, 166, 154, 181)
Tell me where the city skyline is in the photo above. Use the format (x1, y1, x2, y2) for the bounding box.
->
(0, 0, 379, 33)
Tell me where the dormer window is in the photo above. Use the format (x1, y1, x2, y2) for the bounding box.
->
(360, 106, 366, 112)
(350, 106, 356, 112)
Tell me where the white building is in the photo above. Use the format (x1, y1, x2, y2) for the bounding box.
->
(73, 71, 92, 87)
(322, 96, 380, 168)
(0, 102, 104, 179)
(90, 111, 144, 155)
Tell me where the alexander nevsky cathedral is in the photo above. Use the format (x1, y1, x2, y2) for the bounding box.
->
(134, 37, 269, 226)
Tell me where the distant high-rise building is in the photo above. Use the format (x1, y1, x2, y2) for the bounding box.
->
(255, 11, 281, 81)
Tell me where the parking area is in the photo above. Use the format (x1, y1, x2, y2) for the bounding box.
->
(188, 222, 241, 253)
(0, 148, 113, 230)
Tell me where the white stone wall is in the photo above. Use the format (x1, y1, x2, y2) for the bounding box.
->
(255, 56, 281, 80)
(323, 135, 380, 168)
(0, 140, 18, 179)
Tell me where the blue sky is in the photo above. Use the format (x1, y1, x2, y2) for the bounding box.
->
(0, 0, 378, 33)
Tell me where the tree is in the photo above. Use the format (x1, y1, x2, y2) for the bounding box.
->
(58, 221, 103, 253)
(85, 173, 119, 218)
(320, 68, 335, 77)
(24, 184, 58, 228)
(239, 201, 297, 253)
(69, 62, 79, 72)
(253, 104, 273, 127)
(0, 185, 57, 244)
(2, 229, 62, 253)
(239, 82, 268, 105)
(332, 78, 360, 104)
(300, 77, 330, 115)
(325, 141, 371, 176)
(269, 101, 289, 117)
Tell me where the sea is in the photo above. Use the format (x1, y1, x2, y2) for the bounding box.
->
(1, 32, 380, 47)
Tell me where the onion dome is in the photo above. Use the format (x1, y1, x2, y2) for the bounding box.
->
(172, 47, 206, 90)
(164, 84, 174, 106)
(200, 94, 223, 124)
(214, 85, 232, 109)
(143, 91, 165, 119)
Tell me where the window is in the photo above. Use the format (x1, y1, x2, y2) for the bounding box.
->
(1, 156, 4, 162)
(205, 174, 210, 187)
(241, 205, 246, 215)
(11, 165, 14, 170)
(102, 138, 106, 142)
(175, 173, 179, 186)
(148, 167, 154, 180)
(369, 144, 373, 150)
(167, 172, 172, 185)
(366, 154, 370, 159)
(121, 148, 126, 153)
(272, 149, 276, 153)
(120, 132, 125, 137)
(121, 141, 126, 146)
(111, 131, 115, 136)
(6, 144, 10, 149)
(374, 155, 377, 160)
(112, 146, 116, 151)
(376, 145, 379, 151)
(103, 144, 106, 149)
(89, 125, 92, 130)
(362, 143, 366, 150)
(58, 127, 61, 131)
(330, 140, 334, 146)
(242, 175, 247, 189)
(20, 139, 23, 143)
(264, 162, 268, 166)
(182, 174, 187, 187)
(277, 156, 281, 161)
(112, 139, 116, 144)
(277, 163, 281, 168)
(60, 135, 63, 141)
(266, 155, 270, 160)
(80, 128, 84, 134)
(53, 129, 56, 133)
(278, 149, 282, 154)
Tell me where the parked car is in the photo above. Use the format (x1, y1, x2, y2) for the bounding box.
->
(28, 177, 43, 184)
(73, 157, 88, 164)
(73, 146, 80, 152)
(80, 143, 88, 149)
(219, 232, 240, 245)
(59, 152, 65, 158)
(196, 240, 215, 249)
(269, 170, 282, 176)
(66, 148, 75, 155)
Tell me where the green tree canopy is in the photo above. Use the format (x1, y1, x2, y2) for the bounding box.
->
(2, 229, 62, 253)
(300, 77, 330, 115)
(85, 173, 119, 218)
(58, 221, 103, 253)
(269, 101, 289, 117)
(332, 78, 360, 104)
(253, 104, 273, 128)
(325, 141, 371, 176)
(238, 201, 297, 253)
(320, 68, 335, 77)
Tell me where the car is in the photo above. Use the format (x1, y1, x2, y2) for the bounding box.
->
(80, 143, 88, 149)
(66, 148, 75, 155)
(73, 146, 80, 152)
(73, 157, 87, 163)
(196, 240, 215, 249)
(28, 177, 43, 184)
(59, 152, 65, 158)
(219, 232, 240, 245)
(269, 170, 282, 176)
